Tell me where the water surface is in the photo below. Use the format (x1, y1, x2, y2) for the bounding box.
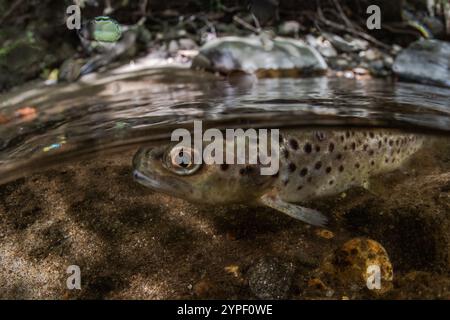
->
(0, 67, 449, 184)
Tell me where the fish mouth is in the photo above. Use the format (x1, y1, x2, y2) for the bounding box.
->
(133, 169, 166, 190)
(132, 168, 194, 199)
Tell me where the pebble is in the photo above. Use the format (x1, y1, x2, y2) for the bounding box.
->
(348, 38, 369, 51)
(353, 67, 369, 75)
(168, 40, 179, 53)
(361, 49, 381, 61)
(369, 60, 387, 77)
(305, 35, 338, 58)
(224, 265, 241, 278)
(325, 238, 393, 294)
(383, 55, 394, 69)
(178, 38, 198, 50)
(335, 58, 349, 68)
(391, 44, 403, 54)
(325, 33, 357, 52)
(248, 257, 295, 299)
(194, 279, 214, 296)
(315, 229, 335, 239)
(307, 278, 327, 290)
(278, 21, 301, 37)
(0, 114, 9, 124)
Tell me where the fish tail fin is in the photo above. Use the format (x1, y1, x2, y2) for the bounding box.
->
(260, 193, 328, 227)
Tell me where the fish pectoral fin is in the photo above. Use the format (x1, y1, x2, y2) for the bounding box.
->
(260, 194, 328, 227)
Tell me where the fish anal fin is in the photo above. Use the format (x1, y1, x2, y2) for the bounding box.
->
(260, 193, 328, 227)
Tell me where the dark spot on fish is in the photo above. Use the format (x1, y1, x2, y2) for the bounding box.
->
(346, 132, 350, 138)
(297, 185, 303, 190)
(384, 137, 388, 143)
(329, 143, 335, 152)
(239, 166, 253, 175)
(344, 145, 348, 150)
(389, 140, 394, 147)
(339, 165, 344, 172)
(315, 131, 326, 141)
(378, 141, 382, 149)
(329, 180, 334, 185)
(220, 164, 229, 171)
(363, 144, 368, 151)
(288, 163, 296, 172)
(351, 142, 356, 151)
(371, 160, 375, 166)
(315, 145, 321, 152)
(289, 139, 299, 150)
(369, 132, 375, 138)
(304, 143, 312, 154)
(300, 168, 308, 177)
(340, 136, 345, 142)
(307, 177, 312, 183)
(368, 150, 374, 156)
(355, 163, 360, 169)
(336, 154, 343, 160)
(326, 167, 332, 174)
(385, 158, 389, 163)
(315, 161, 322, 170)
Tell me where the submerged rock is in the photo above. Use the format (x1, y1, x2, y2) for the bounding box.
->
(192, 36, 327, 77)
(247, 257, 295, 299)
(321, 238, 394, 295)
(393, 40, 450, 87)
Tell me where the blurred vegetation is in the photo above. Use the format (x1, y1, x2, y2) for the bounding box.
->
(0, 0, 448, 91)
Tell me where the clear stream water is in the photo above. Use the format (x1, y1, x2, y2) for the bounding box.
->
(1, 66, 450, 299)
(0, 67, 449, 184)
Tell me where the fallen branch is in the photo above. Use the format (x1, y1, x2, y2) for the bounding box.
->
(0, 0, 25, 26)
(233, 15, 260, 34)
(316, 6, 391, 50)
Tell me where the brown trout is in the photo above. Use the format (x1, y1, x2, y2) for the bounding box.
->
(133, 129, 423, 227)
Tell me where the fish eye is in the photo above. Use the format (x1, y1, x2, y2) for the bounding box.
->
(163, 146, 201, 175)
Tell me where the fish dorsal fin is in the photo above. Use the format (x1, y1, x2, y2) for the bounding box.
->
(260, 193, 328, 227)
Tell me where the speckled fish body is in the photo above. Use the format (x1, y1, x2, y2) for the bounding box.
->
(133, 128, 424, 225)
(276, 129, 423, 203)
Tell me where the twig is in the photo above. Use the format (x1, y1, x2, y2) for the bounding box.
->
(316, 6, 391, 50)
(139, 0, 149, 17)
(104, 0, 114, 15)
(331, 0, 353, 28)
(218, 4, 243, 13)
(233, 15, 259, 34)
(376, 22, 422, 38)
(0, 0, 25, 26)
